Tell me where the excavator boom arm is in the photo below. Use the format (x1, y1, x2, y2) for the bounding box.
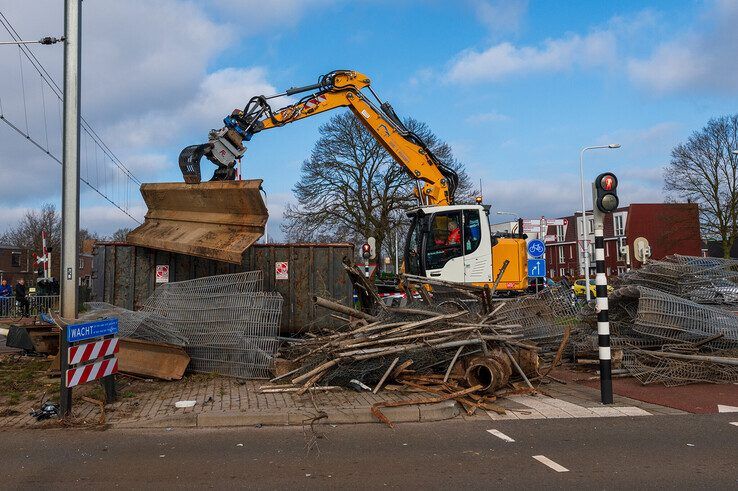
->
(180, 70, 457, 206)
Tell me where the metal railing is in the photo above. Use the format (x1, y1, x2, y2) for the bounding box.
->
(0, 295, 59, 318)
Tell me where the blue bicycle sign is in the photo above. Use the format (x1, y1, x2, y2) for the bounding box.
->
(527, 239, 545, 258)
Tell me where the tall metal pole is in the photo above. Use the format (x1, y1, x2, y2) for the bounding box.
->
(60, 0, 81, 417)
(579, 144, 620, 301)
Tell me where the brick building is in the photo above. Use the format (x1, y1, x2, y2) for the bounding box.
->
(0, 242, 94, 288)
(542, 202, 701, 280)
(0, 245, 35, 285)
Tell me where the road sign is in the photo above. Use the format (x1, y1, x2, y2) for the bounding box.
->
(528, 259, 546, 277)
(527, 239, 545, 257)
(68, 338, 119, 365)
(67, 318, 119, 343)
(155, 265, 169, 283)
(545, 218, 565, 226)
(275, 261, 289, 280)
(66, 358, 118, 388)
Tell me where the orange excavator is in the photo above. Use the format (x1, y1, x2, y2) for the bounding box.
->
(128, 70, 528, 291)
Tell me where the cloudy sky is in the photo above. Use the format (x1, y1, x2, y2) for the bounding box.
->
(1, 0, 737, 237)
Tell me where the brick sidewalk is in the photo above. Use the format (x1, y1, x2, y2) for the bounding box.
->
(0, 366, 689, 430)
(0, 373, 460, 429)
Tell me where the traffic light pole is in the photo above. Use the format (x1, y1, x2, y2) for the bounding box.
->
(592, 184, 613, 404)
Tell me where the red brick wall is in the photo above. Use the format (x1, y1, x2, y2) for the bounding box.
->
(625, 203, 702, 268)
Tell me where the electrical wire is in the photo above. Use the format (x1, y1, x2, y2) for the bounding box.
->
(0, 9, 142, 224)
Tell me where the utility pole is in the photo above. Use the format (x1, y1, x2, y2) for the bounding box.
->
(60, 0, 81, 416)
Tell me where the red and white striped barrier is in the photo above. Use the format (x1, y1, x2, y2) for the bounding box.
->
(65, 358, 118, 388)
(68, 338, 119, 365)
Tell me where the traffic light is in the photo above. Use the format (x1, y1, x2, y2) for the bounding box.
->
(595, 172, 619, 213)
(361, 242, 371, 260)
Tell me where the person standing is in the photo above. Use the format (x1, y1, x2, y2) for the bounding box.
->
(0, 279, 11, 297)
(15, 278, 30, 317)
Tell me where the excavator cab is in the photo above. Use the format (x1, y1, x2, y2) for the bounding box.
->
(404, 206, 528, 291)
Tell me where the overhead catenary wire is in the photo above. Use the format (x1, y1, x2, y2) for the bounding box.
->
(0, 10, 142, 225)
(0, 11, 141, 186)
(0, 113, 141, 224)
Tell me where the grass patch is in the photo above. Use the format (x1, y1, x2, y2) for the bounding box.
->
(0, 354, 52, 408)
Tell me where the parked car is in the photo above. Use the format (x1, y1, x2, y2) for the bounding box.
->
(572, 278, 614, 297)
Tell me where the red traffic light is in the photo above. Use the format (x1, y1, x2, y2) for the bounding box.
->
(599, 173, 617, 191)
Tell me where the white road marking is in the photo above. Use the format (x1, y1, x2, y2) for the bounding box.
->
(486, 429, 515, 442)
(533, 455, 569, 473)
(489, 395, 652, 420)
(730, 422, 738, 426)
(717, 404, 738, 413)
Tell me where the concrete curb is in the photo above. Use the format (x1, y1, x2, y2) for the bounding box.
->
(110, 401, 459, 429)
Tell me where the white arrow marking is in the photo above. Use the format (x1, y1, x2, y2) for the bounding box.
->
(717, 404, 738, 413)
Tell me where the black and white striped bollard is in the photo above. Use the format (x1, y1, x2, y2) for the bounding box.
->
(594, 222, 613, 404)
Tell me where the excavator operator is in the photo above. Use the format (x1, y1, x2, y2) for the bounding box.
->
(447, 220, 461, 245)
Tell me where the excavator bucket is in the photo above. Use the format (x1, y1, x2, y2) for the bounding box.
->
(126, 180, 267, 264)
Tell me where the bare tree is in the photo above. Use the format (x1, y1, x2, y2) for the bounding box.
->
(664, 115, 738, 258)
(282, 113, 475, 258)
(110, 227, 132, 242)
(0, 203, 61, 253)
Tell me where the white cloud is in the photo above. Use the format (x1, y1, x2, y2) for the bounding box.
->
(105, 67, 284, 149)
(447, 30, 617, 83)
(0, 0, 309, 236)
(486, 172, 663, 219)
(465, 111, 509, 124)
(626, 1, 738, 94)
(472, 0, 528, 35)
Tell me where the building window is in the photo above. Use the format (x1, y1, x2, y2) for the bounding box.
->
(558, 246, 564, 263)
(607, 267, 611, 275)
(11, 252, 21, 268)
(550, 269, 555, 278)
(559, 267, 565, 277)
(588, 218, 594, 234)
(617, 266, 626, 275)
(606, 242, 610, 257)
(569, 245, 574, 259)
(614, 212, 626, 236)
(79, 258, 84, 270)
(556, 225, 564, 242)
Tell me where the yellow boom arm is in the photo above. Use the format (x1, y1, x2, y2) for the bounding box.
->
(193, 70, 458, 206)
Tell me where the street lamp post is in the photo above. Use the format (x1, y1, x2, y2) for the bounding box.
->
(496, 211, 520, 234)
(579, 144, 620, 301)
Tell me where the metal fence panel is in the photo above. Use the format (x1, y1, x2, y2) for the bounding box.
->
(0, 295, 59, 318)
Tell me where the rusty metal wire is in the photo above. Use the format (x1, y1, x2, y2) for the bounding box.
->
(623, 349, 738, 386)
(84, 302, 189, 346)
(493, 287, 581, 349)
(613, 286, 738, 350)
(617, 255, 738, 305)
(85, 271, 282, 379)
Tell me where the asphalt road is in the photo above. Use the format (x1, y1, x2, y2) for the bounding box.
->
(2, 414, 737, 489)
